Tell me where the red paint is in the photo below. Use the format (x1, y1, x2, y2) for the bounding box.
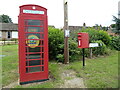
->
(18, 4, 48, 83)
(78, 33, 89, 48)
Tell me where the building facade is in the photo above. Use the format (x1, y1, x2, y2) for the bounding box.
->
(0, 23, 18, 40)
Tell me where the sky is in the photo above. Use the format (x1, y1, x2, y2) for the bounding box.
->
(0, 0, 119, 28)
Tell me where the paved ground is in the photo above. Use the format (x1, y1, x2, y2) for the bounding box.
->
(57, 69, 86, 88)
(3, 64, 86, 88)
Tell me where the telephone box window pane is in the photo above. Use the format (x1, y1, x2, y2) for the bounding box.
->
(40, 40, 44, 46)
(26, 60, 40, 66)
(42, 66, 44, 71)
(26, 27, 41, 32)
(26, 47, 40, 52)
(42, 53, 44, 58)
(26, 68, 29, 73)
(26, 33, 40, 39)
(41, 34, 44, 39)
(29, 67, 40, 72)
(26, 54, 41, 59)
(42, 60, 44, 65)
(25, 20, 41, 26)
(42, 47, 44, 52)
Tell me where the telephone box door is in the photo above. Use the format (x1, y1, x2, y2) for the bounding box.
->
(18, 4, 48, 84)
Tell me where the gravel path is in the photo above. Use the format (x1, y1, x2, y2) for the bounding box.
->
(57, 69, 86, 88)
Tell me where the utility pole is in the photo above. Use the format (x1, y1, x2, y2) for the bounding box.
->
(64, 0, 69, 64)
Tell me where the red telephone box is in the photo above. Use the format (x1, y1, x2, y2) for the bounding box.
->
(78, 33, 89, 48)
(18, 4, 49, 84)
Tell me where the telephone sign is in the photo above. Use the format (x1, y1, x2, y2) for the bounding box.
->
(18, 4, 49, 84)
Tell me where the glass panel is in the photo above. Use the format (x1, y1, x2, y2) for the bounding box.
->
(42, 66, 44, 71)
(41, 40, 44, 46)
(42, 60, 44, 65)
(26, 68, 29, 73)
(42, 53, 44, 58)
(25, 20, 42, 26)
(26, 53, 41, 59)
(40, 34, 44, 39)
(26, 47, 40, 52)
(26, 60, 40, 66)
(25, 27, 41, 32)
(26, 33, 40, 39)
(29, 67, 40, 72)
(42, 47, 44, 52)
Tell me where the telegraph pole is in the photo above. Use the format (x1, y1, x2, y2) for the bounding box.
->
(64, 0, 69, 64)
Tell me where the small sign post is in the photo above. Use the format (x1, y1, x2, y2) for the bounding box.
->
(82, 48, 85, 67)
(89, 43, 101, 58)
(65, 30, 70, 37)
(89, 43, 99, 47)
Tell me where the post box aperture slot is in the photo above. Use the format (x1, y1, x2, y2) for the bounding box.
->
(26, 53, 44, 59)
(25, 27, 44, 32)
(25, 20, 43, 26)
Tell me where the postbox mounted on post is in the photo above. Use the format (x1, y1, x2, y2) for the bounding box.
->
(78, 32, 89, 67)
(78, 33, 89, 48)
(18, 4, 49, 84)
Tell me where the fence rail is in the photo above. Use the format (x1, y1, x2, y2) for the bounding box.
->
(0, 41, 18, 45)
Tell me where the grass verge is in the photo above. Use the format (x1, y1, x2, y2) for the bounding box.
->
(1, 45, 119, 88)
(65, 51, 118, 88)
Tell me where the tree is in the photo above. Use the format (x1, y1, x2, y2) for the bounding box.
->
(112, 15, 120, 35)
(110, 24, 116, 28)
(0, 14, 13, 23)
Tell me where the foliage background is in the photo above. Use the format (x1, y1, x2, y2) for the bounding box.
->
(48, 27, 115, 62)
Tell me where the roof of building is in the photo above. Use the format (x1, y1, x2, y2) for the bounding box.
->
(0, 23, 18, 31)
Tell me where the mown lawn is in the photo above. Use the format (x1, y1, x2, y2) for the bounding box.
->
(1, 45, 19, 87)
(65, 51, 119, 88)
(1, 45, 119, 88)
(1, 45, 61, 88)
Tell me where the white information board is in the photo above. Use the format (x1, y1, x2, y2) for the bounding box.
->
(89, 43, 99, 47)
(65, 30, 70, 37)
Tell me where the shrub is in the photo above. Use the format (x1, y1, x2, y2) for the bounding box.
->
(110, 36, 120, 51)
(69, 39, 82, 62)
(48, 27, 64, 61)
(91, 40, 108, 56)
(48, 27, 112, 62)
(48, 27, 82, 62)
(79, 28, 111, 45)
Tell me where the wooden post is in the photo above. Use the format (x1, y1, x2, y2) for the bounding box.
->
(64, 0, 69, 64)
(90, 48, 93, 58)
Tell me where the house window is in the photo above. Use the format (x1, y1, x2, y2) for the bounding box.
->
(7, 31, 11, 38)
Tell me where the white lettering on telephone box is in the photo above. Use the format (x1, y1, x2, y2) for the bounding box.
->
(23, 10, 44, 14)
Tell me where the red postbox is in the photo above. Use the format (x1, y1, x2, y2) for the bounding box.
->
(18, 4, 49, 84)
(78, 33, 89, 48)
